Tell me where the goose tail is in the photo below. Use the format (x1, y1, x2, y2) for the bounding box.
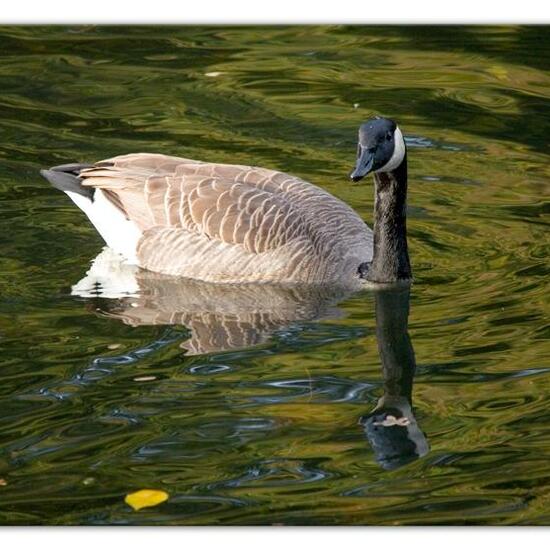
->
(40, 163, 96, 201)
(40, 162, 142, 264)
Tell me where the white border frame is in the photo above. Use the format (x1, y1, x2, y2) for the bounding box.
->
(0, 1, 549, 24)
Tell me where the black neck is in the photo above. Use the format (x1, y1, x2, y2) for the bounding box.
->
(375, 287, 416, 404)
(367, 155, 412, 283)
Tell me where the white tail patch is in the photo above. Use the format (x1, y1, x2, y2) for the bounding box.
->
(71, 247, 140, 298)
(65, 188, 142, 264)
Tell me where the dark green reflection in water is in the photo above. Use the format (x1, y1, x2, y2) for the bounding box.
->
(0, 25, 549, 525)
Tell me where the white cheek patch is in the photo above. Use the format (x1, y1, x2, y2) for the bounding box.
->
(375, 126, 406, 173)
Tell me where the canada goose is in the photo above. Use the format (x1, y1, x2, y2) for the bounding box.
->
(40, 117, 411, 285)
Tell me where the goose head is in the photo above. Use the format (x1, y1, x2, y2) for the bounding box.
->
(350, 117, 406, 181)
(350, 117, 412, 284)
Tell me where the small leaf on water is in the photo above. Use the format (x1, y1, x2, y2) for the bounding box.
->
(125, 489, 169, 511)
(107, 343, 122, 350)
(0, 478, 7, 486)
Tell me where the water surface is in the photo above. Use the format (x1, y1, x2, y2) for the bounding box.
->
(0, 25, 549, 525)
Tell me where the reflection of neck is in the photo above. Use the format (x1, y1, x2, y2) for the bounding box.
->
(374, 286, 416, 406)
(368, 157, 412, 283)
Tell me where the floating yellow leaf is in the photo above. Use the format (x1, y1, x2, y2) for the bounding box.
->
(125, 489, 169, 511)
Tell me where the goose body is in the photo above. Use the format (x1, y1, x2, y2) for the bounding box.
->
(41, 117, 411, 285)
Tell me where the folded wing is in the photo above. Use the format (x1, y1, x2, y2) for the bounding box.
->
(78, 153, 331, 282)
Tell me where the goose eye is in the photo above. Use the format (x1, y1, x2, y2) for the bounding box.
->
(386, 132, 392, 141)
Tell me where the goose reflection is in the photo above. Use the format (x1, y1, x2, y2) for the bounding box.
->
(73, 248, 428, 469)
(72, 248, 354, 355)
(362, 287, 429, 470)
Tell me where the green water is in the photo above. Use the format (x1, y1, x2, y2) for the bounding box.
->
(0, 25, 549, 525)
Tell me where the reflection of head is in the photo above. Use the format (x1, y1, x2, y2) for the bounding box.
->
(362, 402, 429, 470)
(363, 287, 429, 470)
